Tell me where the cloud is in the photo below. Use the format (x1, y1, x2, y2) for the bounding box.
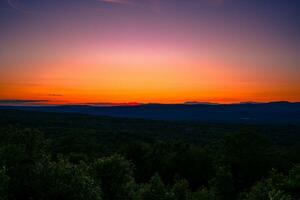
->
(0, 99, 50, 105)
(48, 94, 63, 97)
(84, 102, 142, 106)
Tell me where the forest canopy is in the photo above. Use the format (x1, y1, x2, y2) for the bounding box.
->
(0, 110, 299, 200)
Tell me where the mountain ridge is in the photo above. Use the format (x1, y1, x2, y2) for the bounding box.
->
(1, 101, 300, 124)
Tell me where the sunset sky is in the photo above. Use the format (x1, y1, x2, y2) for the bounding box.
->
(0, 0, 299, 105)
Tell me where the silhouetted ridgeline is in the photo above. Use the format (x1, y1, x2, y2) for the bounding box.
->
(1, 101, 300, 123)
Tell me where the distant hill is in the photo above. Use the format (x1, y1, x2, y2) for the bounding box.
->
(1, 102, 300, 124)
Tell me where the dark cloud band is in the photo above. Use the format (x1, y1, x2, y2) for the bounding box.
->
(0, 99, 50, 104)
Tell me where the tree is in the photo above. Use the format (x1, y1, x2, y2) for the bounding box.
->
(222, 132, 272, 190)
(191, 188, 216, 200)
(0, 168, 9, 200)
(285, 165, 300, 198)
(0, 128, 48, 200)
(91, 155, 134, 200)
(211, 166, 234, 200)
(34, 158, 102, 200)
(133, 174, 175, 200)
(0, 127, 102, 200)
(167, 144, 214, 189)
(172, 179, 190, 200)
(243, 170, 292, 200)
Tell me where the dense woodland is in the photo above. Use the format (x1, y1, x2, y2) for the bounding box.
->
(0, 109, 299, 200)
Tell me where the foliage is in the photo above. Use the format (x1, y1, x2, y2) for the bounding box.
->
(172, 179, 190, 200)
(222, 132, 272, 190)
(191, 188, 216, 200)
(243, 168, 299, 200)
(33, 158, 102, 200)
(0, 110, 300, 199)
(133, 174, 174, 200)
(91, 155, 134, 200)
(211, 166, 234, 200)
(0, 168, 9, 200)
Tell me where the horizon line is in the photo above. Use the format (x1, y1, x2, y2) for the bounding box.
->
(0, 100, 299, 107)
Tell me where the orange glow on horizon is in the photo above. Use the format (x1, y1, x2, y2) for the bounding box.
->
(1, 49, 300, 105)
(1, 0, 299, 105)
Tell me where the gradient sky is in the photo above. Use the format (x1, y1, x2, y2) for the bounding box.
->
(0, 0, 299, 104)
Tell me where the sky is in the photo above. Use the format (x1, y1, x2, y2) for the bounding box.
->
(0, 0, 299, 105)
